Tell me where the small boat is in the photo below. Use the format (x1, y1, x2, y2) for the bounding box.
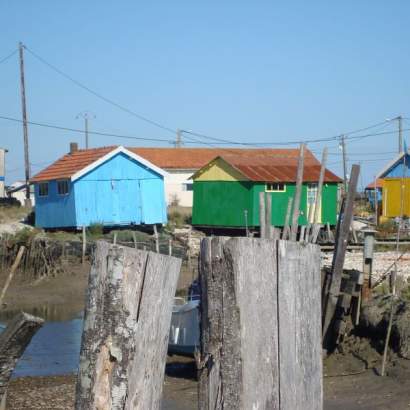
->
(168, 297, 200, 357)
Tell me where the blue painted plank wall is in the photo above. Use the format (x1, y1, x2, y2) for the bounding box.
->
(384, 154, 410, 178)
(74, 152, 167, 226)
(35, 180, 76, 228)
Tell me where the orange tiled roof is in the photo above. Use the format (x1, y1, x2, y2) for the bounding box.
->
(31, 146, 340, 183)
(366, 178, 383, 189)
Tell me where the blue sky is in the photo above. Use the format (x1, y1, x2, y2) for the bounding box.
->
(1, 1, 410, 187)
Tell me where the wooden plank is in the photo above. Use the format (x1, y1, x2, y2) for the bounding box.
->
(322, 164, 360, 346)
(282, 197, 293, 240)
(198, 237, 280, 410)
(82, 226, 86, 264)
(277, 240, 322, 410)
(0, 312, 43, 402)
(259, 191, 266, 238)
(0, 246, 25, 306)
(75, 241, 181, 409)
(290, 144, 305, 241)
(266, 193, 273, 239)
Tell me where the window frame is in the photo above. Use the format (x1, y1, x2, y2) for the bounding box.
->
(265, 182, 286, 192)
(183, 182, 193, 192)
(38, 182, 49, 197)
(57, 179, 70, 196)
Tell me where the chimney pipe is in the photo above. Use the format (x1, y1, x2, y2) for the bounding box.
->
(70, 142, 78, 154)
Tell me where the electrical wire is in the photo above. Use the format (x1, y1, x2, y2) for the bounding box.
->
(24, 45, 176, 135)
(0, 49, 17, 65)
(0, 115, 175, 144)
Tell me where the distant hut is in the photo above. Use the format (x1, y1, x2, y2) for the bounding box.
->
(364, 179, 383, 209)
(377, 151, 410, 220)
(30, 144, 167, 229)
(191, 149, 342, 230)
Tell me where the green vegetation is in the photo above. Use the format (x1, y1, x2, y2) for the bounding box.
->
(0, 205, 32, 224)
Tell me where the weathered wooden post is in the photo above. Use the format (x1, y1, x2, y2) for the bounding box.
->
(290, 144, 305, 241)
(265, 193, 273, 239)
(322, 164, 360, 348)
(0, 246, 25, 307)
(259, 191, 266, 238)
(0, 313, 43, 407)
(198, 237, 322, 410)
(153, 224, 160, 253)
(75, 241, 181, 409)
(282, 197, 293, 240)
(82, 226, 86, 265)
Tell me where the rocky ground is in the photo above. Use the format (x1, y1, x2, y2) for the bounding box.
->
(321, 250, 410, 281)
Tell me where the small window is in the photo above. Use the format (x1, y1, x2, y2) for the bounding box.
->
(183, 183, 193, 192)
(57, 180, 69, 195)
(266, 182, 285, 192)
(38, 182, 49, 197)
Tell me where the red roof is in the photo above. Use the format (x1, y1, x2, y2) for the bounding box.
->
(217, 153, 342, 183)
(31, 146, 341, 183)
(366, 178, 383, 189)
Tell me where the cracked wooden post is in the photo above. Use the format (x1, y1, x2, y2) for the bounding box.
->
(75, 241, 181, 410)
(198, 237, 322, 410)
(0, 312, 44, 407)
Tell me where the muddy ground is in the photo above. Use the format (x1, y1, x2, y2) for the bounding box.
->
(2, 261, 410, 409)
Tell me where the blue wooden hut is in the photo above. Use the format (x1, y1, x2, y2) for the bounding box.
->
(31, 145, 168, 229)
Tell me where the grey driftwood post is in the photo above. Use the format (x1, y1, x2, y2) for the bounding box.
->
(259, 191, 266, 238)
(0, 313, 44, 405)
(198, 237, 322, 410)
(75, 241, 181, 410)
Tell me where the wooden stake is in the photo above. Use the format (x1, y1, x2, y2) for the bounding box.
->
(282, 197, 293, 240)
(310, 147, 328, 243)
(290, 144, 305, 241)
(113, 232, 118, 245)
(259, 191, 266, 238)
(82, 226, 86, 265)
(168, 238, 172, 256)
(265, 193, 272, 239)
(0, 246, 25, 307)
(322, 164, 360, 347)
(153, 224, 159, 253)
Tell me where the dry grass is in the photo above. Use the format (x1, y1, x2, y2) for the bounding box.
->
(0, 205, 31, 224)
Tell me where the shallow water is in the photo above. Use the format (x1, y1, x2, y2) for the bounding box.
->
(0, 305, 196, 409)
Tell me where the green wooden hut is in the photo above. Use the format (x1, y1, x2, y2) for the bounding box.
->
(191, 150, 342, 229)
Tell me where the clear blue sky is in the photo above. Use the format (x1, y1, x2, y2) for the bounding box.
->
(1, 1, 410, 188)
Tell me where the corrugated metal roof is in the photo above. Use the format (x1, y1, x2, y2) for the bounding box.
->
(365, 178, 383, 189)
(31, 146, 325, 182)
(218, 154, 342, 183)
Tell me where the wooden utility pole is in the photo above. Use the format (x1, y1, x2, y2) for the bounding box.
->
(175, 129, 182, 148)
(18, 42, 31, 206)
(340, 135, 348, 194)
(76, 112, 95, 149)
(290, 143, 305, 241)
(398, 115, 403, 153)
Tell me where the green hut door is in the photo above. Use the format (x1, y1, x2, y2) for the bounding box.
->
(307, 183, 322, 223)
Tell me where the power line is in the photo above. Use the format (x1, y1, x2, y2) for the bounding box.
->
(0, 115, 175, 144)
(23, 45, 176, 135)
(0, 49, 17, 65)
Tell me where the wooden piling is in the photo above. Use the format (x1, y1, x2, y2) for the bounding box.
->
(198, 237, 322, 410)
(265, 193, 272, 239)
(153, 224, 159, 253)
(75, 241, 181, 409)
